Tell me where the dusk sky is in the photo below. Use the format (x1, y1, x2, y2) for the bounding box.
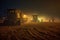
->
(0, 0, 60, 18)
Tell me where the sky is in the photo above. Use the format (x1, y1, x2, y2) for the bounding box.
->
(0, 0, 60, 18)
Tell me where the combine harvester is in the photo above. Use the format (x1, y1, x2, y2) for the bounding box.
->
(3, 9, 59, 26)
(4, 9, 21, 25)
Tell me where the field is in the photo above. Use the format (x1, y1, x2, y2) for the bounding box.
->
(0, 22, 60, 40)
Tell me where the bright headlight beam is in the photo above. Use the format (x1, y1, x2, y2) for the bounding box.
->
(23, 15, 27, 18)
(38, 17, 46, 22)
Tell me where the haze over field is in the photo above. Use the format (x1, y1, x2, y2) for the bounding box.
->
(0, 0, 60, 40)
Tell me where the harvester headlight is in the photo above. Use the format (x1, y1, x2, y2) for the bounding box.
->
(23, 15, 27, 18)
